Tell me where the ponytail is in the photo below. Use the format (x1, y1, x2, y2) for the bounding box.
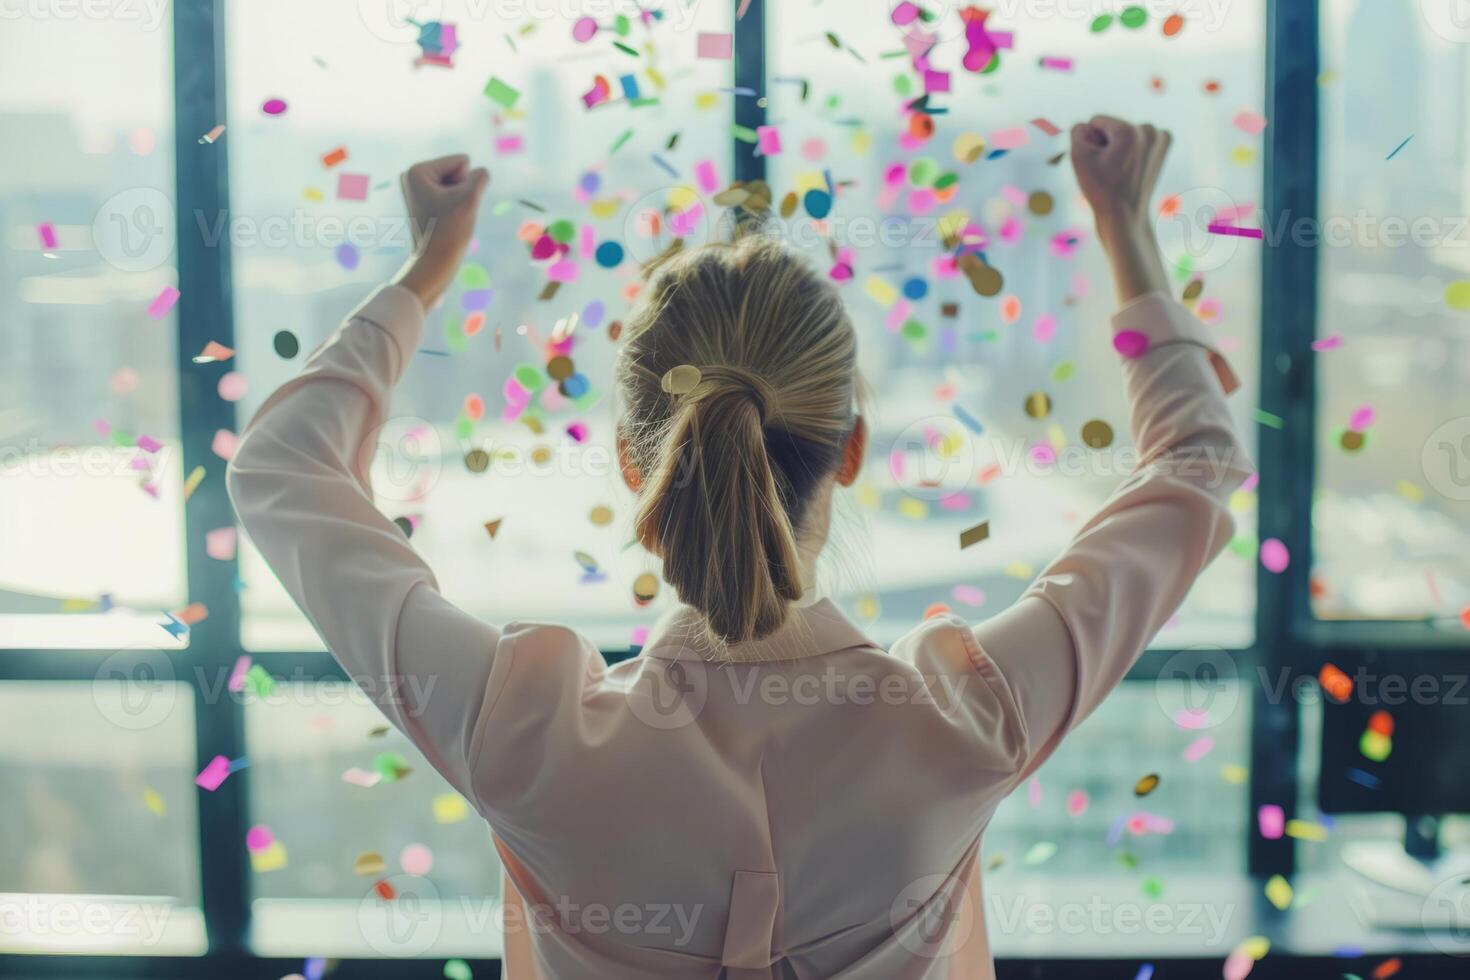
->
(635, 368, 804, 645)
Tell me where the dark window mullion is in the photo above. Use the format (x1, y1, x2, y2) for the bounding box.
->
(733, 0, 767, 184)
(1250, 0, 1321, 878)
(172, 0, 251, 955)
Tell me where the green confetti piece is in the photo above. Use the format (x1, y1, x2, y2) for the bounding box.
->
(893, 74, 913, 96)
(454, 415, 474, 441)
(444, 959, 473, 980)
(1022, 841, 1058, 866)
(482, 76, 520, 109)
(244, 664, 275, 698)
(1052, 361, 1076, 382)
(612, 40, 638, 57)
(732, 124, 759, 144)
(1116, 851, 1139, 870)
(547, 219, 577, 243)
(491, 199, 514, 216)
(613, 13, 630, 35)
(513, 363, 546, 392)
(1120, 5, 1147, 28)
(1141, 876, 1165, 899)
(901, 319, 927, 342)
(610, 129, 635, 154)
(934, 172, 959, 191)
(1254, 408, 1284, 429)
(1227, 532, 1258, 559)
(110, 429, 135, 447)
(373, 751, 410, 782)
(629, 97, 661, 109)
(1089, 13, 1113, 31)
(459, 263, 490, 288)
(908, 157, 938, 185)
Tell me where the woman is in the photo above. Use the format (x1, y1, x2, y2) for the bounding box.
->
(228, 115, 1250, 978)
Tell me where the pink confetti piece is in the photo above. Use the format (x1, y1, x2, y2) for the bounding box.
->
(206, 527, 238, 561)
(1183, 735, 1216, 762)
(37, 222, 58, 251)
(988, 127, 1028, 151)
(565, 422, 589, 443)
(1066, 789, 1090, 816)
(217, 372, 248, 402)
(1258, 804, 1285, 839)
(1232, 109, 1268, 135)
(1027, 779, 1042, 807)
(892, 1, 921, 24)
(341, 767, 383, 788)
(694, 158, 720, 195)
(261, 98, 287, 116)
(1311, 334, 1343, 352)
(1175, 708, 1210, 729)
(1223, 950, 1256, 980)
(1260, 538, 1290, 574)
(227, 655, 251, 693)
(400, 843, 434, 876)
(1038, 56, 1074, 71)
(211, 428, 239, 461)
(245, 825, 274, 852)
(1032, 313, 1057, 343)
(1030, 117, 1061, 136)
(1348, 405, 1375, 431)
(336, 173, 369, 201)
(148, 286, 180, 319)
(571, 16, 598, 42)
(195, 755, 231, 791)
(1113, 330, 1150, 358)
(756, 125, 783, 156)
(495, 134, 525, 155)
(924, 70, 952, 93)
(136, 434, 163, 453)
(1208, 223, 1264, 239)
(951, 585, 986, 606)
(697, 31, 733, 59)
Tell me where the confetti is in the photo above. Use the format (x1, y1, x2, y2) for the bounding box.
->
(959, 521, 990, 549)
(147, 286, 180, 319)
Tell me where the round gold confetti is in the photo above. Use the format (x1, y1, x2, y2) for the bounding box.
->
(960, 254, 1003, 297)
(633, 571, 660, 604)
(547, 355, 575, 381)
(1024, 392, 1052, 419)
(1081, 419, 1114, 449)
(465, 449, 491, 473)
(780, 191, 799, 219)
(531, 445, 553, 466)
(713, 185, 751, 208)
(354, 851, 386, 876)
(953, 132, 986, 164)
(1340, 429, 1365, 452)
(589, 505, 614, 526)
(1134, 773, 1161, 797)
(661, 364, 702, 395)
(1182, 279, 1204, 302)
(1027, 191, 1054, 216)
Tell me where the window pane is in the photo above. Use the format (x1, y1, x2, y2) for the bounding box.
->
(1314, 1, 1470, 624)
(0, 679, 204, 955)
(767, 1, 1263, 648)
(225, 1, 735, 650)
(0, 7, 186, 647)
(245, 682, 503, 958)
(985, 677, 1251, 956)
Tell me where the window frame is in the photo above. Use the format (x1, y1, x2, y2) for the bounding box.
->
(3, 0, 1466, 974)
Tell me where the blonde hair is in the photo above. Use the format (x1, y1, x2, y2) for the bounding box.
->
(616, 235, 858, 646)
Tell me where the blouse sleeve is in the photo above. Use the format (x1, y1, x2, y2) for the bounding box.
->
(969, 292, 1253, 779)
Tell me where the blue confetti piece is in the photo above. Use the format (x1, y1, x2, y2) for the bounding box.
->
(1385, 135, 1412, 160)
(227, 756, 251, 773)
(305, 957, 328, 980)
(651, 154, 680, 180)
(1346, 767, 1381, 789)
(160, 612, 188, 639)
(954, 404, 984, 435)
(1134, 966, 1155, 980)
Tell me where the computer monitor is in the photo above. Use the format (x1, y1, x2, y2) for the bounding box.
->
(1317, 662, 1470, 931)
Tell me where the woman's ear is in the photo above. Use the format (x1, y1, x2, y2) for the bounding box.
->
(618, 433, 643, 493)
(836, 415, 867, 487)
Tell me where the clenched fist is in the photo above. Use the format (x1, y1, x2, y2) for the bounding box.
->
(394, 154, 490, 310)
(1070, 115, 1173, 304)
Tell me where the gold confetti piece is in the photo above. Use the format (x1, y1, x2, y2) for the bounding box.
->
(985, 853, 1005, 871)
(547, 355, 575, 381)
(959, 521, 990, 549)
(432, 793, 470, 825)
(354, 851, 386, 876)
(1221, 763, 1248, 784)
(1024, 392, 1052, 419)
(1182, 279, 1204, 302)
(1081, 419, 1114, 448)
(898, 497, 928, 520)
(1027, 191, 1054, 216)
(1264, 874, 1293, 910)
(1285, 818, 1330, 842)
(959, 253, 1003, 297)
(1395, 480, 1423, 502)
(590, 505, 614, 526)
(953, 132, 986, 164)
(1003, 562, 1034, 579)
(303, 187, 324, 203)
(1134, 772, 1161, 797)
(855, 594, 879, 620)
(142, 789, 165, 817)
(465, 449, 491, 473)
(633, 571, 660, 604)
(531, 445, 553, 465)
(250, 841, 288, 873)
(484, 518, 503, 540)
(1339, 429, 1365, 452)
(182, 465, 206, 501)
(368, 725, 390, 737)
(1237, 936, 1270, 960)
(661, 364, 702, 395)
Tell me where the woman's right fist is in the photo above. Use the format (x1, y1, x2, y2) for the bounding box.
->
(1070, 115, 1172, 234)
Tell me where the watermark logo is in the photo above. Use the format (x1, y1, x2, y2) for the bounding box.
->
(1422, 874, 1470, 956)
(93, 645, 179, 731)
(1422, 416, 1470, 501)
(357, 0, 444, 43)
(624, 657, 709, 730)
(1153, 645, 1240, 728)
(93, 187, 175, 272)
(357, 415, 444, 505)
(890, 874, 977, 958)
(620, 187, 722, 267)
(357, 875, 443, 956)
(1154, 186, 1242, 274)
(888, 416, 976, 502)
(1421, 0, 1470, 43)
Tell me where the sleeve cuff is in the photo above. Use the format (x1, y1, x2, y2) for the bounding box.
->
(1111, 291, 1241, 396)
(346, 284, 427, 375)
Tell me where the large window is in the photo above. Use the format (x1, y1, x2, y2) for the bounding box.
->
(2, 0, 1465, 975)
